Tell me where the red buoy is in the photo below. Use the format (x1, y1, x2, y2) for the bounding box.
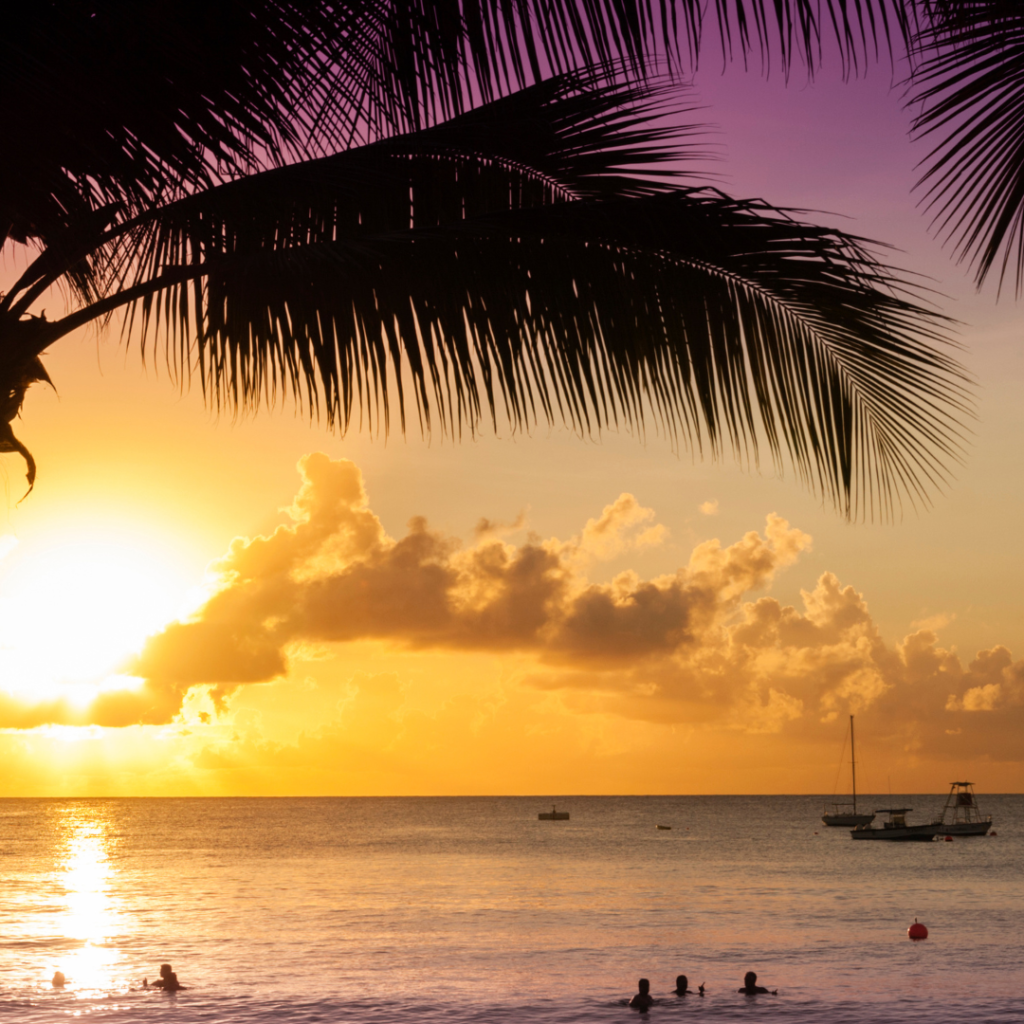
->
(908, 919, 928, 941)
(944, 835, 954, 842)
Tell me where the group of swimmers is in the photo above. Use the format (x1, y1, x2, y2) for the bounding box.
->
(629, 972, 777, 1010)
(51, 963, 186, 993)
(54, 963, 776, 1005)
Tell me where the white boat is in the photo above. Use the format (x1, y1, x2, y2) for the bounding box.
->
(822, 715, 875, 827)
(850, 807, 941, 841)
(933, 782, 992, 836)
(538, 805, 569, 821)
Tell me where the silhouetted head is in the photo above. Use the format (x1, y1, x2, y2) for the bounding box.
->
(744, 972, 757, 988)
(675, 975, 688, 993)
(638, 979, 650, 995)
(52, 971, 65, 988)
(159, 964, 173, 979)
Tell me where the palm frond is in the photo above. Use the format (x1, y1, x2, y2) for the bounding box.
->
(706, 0, 909, 77)
(180, 197, 970, 519)
(1, 5, 346, 230)
(379, 0, 909, 106)
(1, 0, 907, 260)
(36, 76, 968, 522)
(54, 73, 707, 313)
(909, 1, 1024, 291)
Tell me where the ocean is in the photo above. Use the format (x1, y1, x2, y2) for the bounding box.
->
(0, 795, 1020, 1023)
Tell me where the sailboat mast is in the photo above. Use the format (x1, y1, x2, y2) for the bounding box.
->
(850, 714, 857, 814)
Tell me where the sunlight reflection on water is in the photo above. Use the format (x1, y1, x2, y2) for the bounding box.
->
(47, 806, 122, 997)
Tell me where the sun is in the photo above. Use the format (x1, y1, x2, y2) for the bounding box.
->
(0, 529, 192, 704)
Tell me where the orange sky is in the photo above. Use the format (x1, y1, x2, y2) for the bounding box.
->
(1, 62, 1023, 796)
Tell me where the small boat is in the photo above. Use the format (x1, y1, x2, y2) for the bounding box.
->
(655, 824, 672, 830)
(538, 805, 569, 821)
(850, 808, 941, 841)
(933, 781, 993, 836)
(822, 715, 875, 827)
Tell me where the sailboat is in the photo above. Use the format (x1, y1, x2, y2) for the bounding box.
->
(822, 715, 875, 827)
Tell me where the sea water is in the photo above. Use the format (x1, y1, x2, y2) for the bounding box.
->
(0, 796, 1020, 1023)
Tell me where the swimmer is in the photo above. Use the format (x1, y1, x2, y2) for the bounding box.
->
(51, 971, 65, 988)
(738, 971, 776, 995)
(148, 963, 187, 992)
(629, 978, 655, 1011)
(674, 975, 705, 996)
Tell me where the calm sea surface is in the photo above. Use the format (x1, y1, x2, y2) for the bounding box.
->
(0, 796, 1020, 1023)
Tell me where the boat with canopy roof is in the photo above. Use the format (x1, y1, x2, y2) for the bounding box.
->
(850, 807, 941, 841)
(933, 782, 993, 836)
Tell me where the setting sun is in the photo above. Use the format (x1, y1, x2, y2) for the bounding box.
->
(0, 532, 192, 703)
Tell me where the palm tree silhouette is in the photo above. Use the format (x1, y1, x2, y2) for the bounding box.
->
(0, 1, 967, 518)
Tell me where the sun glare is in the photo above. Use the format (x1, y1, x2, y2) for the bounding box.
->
(48, 807, 123, 994)
(0, 532, 190, 702)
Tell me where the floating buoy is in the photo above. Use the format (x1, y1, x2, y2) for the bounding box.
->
(990, 831, 998, 837)
(944, 835, 954, 842)
(908, 919, 928, 941)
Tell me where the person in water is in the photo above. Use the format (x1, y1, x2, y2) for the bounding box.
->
(144, 964, 186, 991)
(51, 971, 65, 988)
(738, 971, 776, 995)
(674, 975, 705, 996)
(629, 978, 654, 1011)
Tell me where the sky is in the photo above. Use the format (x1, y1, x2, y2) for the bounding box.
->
(2, 38, 1023, 796)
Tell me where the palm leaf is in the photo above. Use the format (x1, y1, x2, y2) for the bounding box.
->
(37, 74, 966, 521)
(1, 0, 907, 256)
(4, 72, 705, 320)
(909, 1, 1024, 290)
(166, 198, 971, 519)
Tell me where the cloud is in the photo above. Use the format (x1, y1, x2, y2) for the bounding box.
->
(4, 453, 1024, 777)
(0, 676, 189, 729)
(699, 500, 719, 516)
(474, 511, 527, 540)
(577, 493, 668, 561)
(912, 612, 954, 632)
(121, 456, 805, 696)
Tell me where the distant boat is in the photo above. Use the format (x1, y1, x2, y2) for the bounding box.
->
(933, 782, 993, 836)
(822, 715, 875, 827)
(538, 805, 569, 821)
(850, 807, 941, 841)
(656, 825, 672, 830)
